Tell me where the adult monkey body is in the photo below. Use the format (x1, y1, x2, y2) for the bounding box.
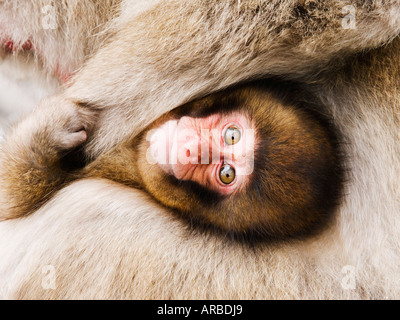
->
(0, 0, 400, 299)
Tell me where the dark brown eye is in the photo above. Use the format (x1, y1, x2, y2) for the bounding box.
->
(219, 164, 236, 184)
(224, 126, 241, 145)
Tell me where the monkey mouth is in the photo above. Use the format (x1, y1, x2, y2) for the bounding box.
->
(148, 119, 179, 176)
(148, 118, 204, 181)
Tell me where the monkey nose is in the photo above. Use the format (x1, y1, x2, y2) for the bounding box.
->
(181, 138, 202, 164)
(180, 138, 220, 165)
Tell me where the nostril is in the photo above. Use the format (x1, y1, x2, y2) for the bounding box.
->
(186, 149, 190, 157)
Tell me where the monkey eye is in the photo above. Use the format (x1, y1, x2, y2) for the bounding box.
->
(224, 126, 241, 145)
(219, 164, 236, 185)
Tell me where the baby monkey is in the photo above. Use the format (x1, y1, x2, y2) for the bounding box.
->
(0, 82, 343, 241)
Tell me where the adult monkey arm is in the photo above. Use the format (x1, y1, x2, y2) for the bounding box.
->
(63, 0, 400, 159)
(2, 1, 400, 158)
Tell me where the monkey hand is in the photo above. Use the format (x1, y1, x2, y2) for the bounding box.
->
(28, 96, 98, 158)
(0, 95, 97, 220)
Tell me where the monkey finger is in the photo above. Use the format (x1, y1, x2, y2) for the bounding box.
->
(61, 130, 87, 150)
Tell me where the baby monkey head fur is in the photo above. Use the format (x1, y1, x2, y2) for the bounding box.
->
(134, 81, 344, 243)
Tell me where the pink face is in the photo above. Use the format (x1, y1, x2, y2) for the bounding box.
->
(147, 112, 256, 195)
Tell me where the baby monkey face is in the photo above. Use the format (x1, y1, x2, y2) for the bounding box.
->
(136, 85, 343, 241)
(147, 112, 256, 195)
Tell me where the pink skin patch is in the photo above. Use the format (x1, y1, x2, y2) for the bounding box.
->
(1, 37, 32, 53)
(54, 63, 74, 85)
(148, 112, 256, 195)
(21, 40, 32, 51)
(4, 39, 14, 53)
(0, 35, 72, 83)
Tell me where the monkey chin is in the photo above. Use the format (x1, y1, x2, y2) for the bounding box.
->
(148, 119, 178, 176)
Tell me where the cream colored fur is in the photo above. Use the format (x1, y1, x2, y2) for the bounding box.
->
(0, 0, 400, 299)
